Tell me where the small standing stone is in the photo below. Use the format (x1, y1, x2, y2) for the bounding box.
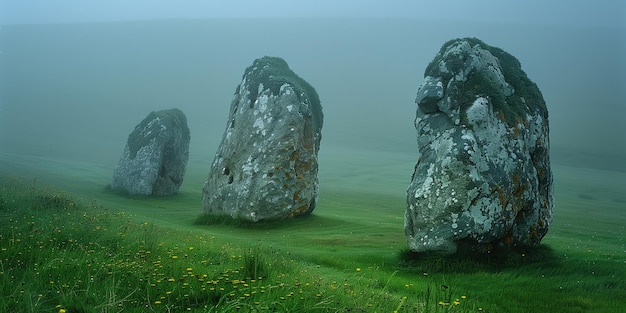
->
(112, 108, 190, 196)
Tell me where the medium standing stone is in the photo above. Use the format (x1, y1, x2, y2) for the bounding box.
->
(202, 56, 323, 222)
(112, 108, 190, 196)
(406, 38, 553, 254)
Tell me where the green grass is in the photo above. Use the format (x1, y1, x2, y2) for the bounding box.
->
(1, 150, 624, 312)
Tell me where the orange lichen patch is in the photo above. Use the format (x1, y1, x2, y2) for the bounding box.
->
(511, 126, 519, 137)
(511, 123, 524, 137)
(301, 158, 313, 170)
(521, 118, 530, 127)
(512, 174, 520, 185)
(289, 150, 300, 162)
(512, 174, 527, 197)
(289, 204, 309, 217)
(292, 191, 300, 201)
(497, 111, 506, 122)
(494, 185, 507, 208)
(528, 225, 539, 241)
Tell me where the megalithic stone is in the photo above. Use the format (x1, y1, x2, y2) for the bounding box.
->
(202, 56, 323, 222)
(406, 38, 553, 254)
(112, 108, 190, 196)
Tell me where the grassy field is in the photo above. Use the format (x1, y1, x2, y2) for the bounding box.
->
(1, 148, 624, 313)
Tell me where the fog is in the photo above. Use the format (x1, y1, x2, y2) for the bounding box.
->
(0, 17, 625, 173)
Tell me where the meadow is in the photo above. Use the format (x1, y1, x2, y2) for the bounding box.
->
(1, 18, 624, 313)
(1, 147, 624, 313)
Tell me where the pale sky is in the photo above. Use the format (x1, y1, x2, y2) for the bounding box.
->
(1, 0, 624, 27)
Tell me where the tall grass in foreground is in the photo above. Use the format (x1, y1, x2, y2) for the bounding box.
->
(2, 176, 624, 312)
(0, 178, 476, 312)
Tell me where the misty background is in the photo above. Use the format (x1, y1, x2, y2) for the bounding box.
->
(1, 2, 625, 180)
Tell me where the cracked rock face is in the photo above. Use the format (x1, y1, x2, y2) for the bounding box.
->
(202, 56, 323, 222)
(406, 38, 553, 254)
(112, 108, 190, 196)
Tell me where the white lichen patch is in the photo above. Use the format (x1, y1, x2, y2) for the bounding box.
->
(258, 94, 269, 113)
(414, 163, 435, 199)
(280, 83, 293, 95)
(466, 97, 490, 126)
(253, 117, 267, 136)
(436, 80, 443, 94)
(253, 118, 265, 130)
(467, 197, 498, 234)
(241, 156, 259, 177)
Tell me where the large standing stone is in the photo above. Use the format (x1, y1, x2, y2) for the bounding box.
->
(202, 56, 323, 222)
(406, 38, 553, 254)
(112, 108, 190, 196)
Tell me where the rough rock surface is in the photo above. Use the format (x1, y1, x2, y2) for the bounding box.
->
(406, 38, 553, 254)
(112, 108, 190, 196)
(202, 56, 323, 222)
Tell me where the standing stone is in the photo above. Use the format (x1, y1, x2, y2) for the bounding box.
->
(406, 38, 553, 254)
(112, 108, 190, 196)
(202, 56, 323, 222)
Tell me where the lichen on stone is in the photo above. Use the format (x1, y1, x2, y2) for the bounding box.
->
(425, 37, 548, 128)
(238, 56, 323, 136)
(406, 38, 553, 254)
(112, 108, 190, 196)
(202, 56, 323, 222)
(127, 108, 190, 159)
